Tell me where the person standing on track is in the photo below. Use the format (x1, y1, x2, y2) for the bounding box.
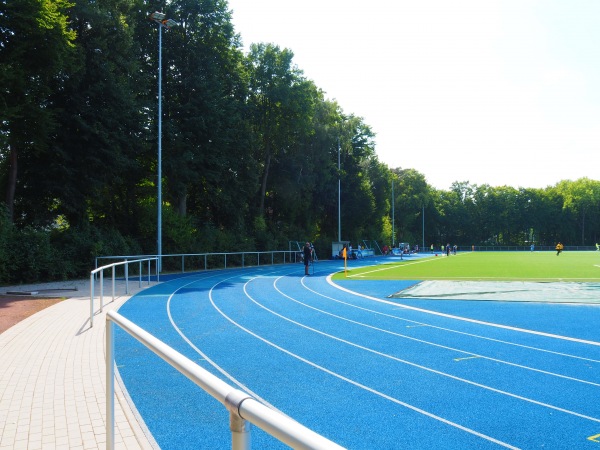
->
(303, 242, 313, 275)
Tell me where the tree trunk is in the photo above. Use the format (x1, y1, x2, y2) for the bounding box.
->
(176, 188, 187, 217)
(259, 149, 271, 215)
(5, 144, 17, 223)
(581, 209, 586, 245)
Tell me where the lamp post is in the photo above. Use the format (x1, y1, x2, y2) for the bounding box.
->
(392, 179, 395, 247)
(149, 12, 178, 272)
(422, 204, 425, 250)
(338, 137, 341, 243)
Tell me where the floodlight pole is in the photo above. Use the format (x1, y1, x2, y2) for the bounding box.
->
(149, 12, 178, 272)
(422, 204, 425, 250)
(392, 179, 395, 247)
(338, 137, 341, 242)
(157, 20, 162, 272)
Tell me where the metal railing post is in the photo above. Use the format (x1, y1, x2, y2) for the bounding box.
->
(90, 257, 159, 326)
(106, 317, 115, 450)
(226, 390, 252, 450)
(90, 273, 95, 327)
(125, 260, 129, 295)
(230, 412, 251, 450)
(100, 270, 104, 313)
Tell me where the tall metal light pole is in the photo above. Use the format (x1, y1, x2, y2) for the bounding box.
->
(338, 137, 341, 242)
(392, 179, 395, 247)
(149, 12, 178, 271)
(422, 204, 425, 250)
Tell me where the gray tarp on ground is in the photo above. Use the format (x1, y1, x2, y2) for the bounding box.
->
(391, 280, 600, 303)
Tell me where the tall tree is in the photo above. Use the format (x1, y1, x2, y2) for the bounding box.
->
(337, 115, 376, 242)
(38, 0, 148, 230)
(556, 178, 600, 245)
(245, 43, 310, 217)
(159, 0, 252, 229)
(392, 168, 430, 244)
(0, 0, 76, 222)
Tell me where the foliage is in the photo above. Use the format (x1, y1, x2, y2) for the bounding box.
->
(0, 0, 76, 222)
(1, 0, 599, 284)
(0, 206, 12, 280)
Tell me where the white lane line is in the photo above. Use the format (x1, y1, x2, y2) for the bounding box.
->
(268, 278, 600, 387)
(327, 275, 600, 348)
(236, 279, 600, 424)
(204, 280, 518, 449)
(346, 257, 444, 278)
(296, 277, 600, 364)
(165, 267, 299, 414)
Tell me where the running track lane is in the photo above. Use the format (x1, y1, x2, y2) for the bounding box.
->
(115, 260, 600, 449)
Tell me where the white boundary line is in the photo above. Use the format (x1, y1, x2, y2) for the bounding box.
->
(327, 275, 600, 347)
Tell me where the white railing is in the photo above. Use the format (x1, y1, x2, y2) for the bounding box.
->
(96, 250, 302, 274)
(106, 311, 345, 450)
(89, 257, 158, 327)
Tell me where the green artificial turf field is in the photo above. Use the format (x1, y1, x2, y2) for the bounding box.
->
(333, 251, 600, 282)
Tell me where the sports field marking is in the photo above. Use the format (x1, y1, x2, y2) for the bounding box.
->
(165, 269, 295, 415)
(454, 356, 481, 362)
(345, 256, 446, 278)
(312, 283, 600, 363)
(126, 263, 600, 449)
(288, 279, 600, 386)
(328, 275, 600, 348)
(230, 280, 520, 448)
(239, 276, 600, 426)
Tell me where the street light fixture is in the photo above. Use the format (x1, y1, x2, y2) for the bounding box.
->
(148, 11, 178, 271)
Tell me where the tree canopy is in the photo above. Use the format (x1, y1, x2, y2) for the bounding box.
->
(1, 0, 599, 284)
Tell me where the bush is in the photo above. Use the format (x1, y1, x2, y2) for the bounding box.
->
(2, 226, 54, 284)
(0, 222, 143, 285)
(0, 207, 12, 283)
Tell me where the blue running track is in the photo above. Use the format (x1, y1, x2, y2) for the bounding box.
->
(115, 256, 600, 449)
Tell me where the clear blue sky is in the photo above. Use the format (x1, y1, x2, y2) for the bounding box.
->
(226, 0, 600, 190)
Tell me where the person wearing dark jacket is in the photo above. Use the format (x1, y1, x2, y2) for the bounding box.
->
(303, 242, 312, 275)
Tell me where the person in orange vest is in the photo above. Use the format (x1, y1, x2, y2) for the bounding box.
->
(555, 242, 564, 256)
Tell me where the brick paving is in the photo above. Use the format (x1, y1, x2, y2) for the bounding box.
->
(0, 279, 157, 450)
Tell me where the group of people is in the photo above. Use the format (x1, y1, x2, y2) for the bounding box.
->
(426, 243, 457, 256)
(382, 244, 412, 256)
(382, 244, 400, 255)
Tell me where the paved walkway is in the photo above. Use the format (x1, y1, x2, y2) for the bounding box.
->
(0, 278, 157, 450)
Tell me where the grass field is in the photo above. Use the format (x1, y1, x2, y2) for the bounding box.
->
(333, 251, 600, 282)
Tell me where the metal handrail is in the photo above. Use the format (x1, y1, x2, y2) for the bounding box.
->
(89, 257, 158, 327)
(96, 250, 301, 273)
(106, 311, 345, 450)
